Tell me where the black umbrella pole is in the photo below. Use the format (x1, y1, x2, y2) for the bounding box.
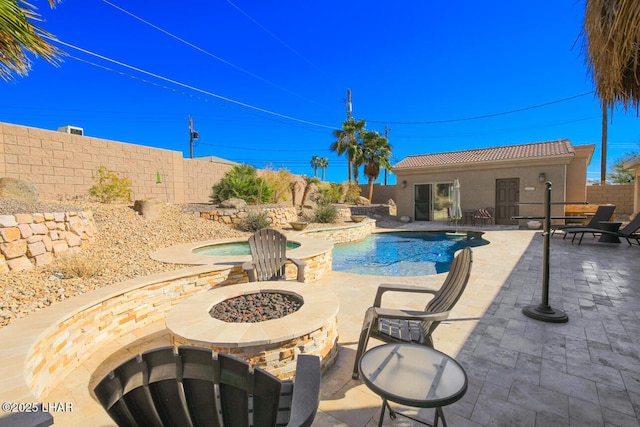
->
(523, 181, 568, 323)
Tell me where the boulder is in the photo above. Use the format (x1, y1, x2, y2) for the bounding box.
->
(133, 198, 164, 220)
(0, 177, 39, 202)
(220, 198, 247, 209)
(355, 196, 371, 206)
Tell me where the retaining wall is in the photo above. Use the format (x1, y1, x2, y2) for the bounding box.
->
(0, 211, 96, 273)
(199, 206, 298, 227)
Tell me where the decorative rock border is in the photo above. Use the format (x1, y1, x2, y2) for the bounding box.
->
(0, 211, 96, 274)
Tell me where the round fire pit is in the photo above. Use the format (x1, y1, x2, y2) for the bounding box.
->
(209, 291, 303, 323)
(166, 282, 339, 379)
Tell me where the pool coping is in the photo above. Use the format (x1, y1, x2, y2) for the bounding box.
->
(150, 234, 333, 266)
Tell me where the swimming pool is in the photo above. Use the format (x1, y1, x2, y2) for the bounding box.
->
(332, 231, 488, 276)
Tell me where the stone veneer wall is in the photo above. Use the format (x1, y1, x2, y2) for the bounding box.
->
(0, 211, 95, 274)
(300, 218, 376, 245)
(171, 316, 338, 380)
(200, 206, 298, 227)
(25, 265, 246, 400)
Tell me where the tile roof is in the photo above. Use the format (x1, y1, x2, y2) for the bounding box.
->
(393, 139, 575, 170)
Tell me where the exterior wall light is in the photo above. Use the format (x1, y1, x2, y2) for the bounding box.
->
(538, 173, 546, 182)
(402, 180, 407, 188)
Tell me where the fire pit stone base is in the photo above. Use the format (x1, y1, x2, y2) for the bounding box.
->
(166, 282, 340, 379)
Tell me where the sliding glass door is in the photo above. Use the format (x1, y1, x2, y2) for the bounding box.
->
(414, 182, 454, 222)
(414, 184, 432, 221)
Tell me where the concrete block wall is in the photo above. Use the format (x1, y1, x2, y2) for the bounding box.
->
(0, 122, 245, 203)
(358, 183, 397, 205)
(587, 184, 634, 215)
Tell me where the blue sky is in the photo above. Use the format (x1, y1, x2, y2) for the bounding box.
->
(3, 0, 640, 184)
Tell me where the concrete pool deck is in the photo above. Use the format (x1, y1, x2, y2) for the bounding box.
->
(7, 225, 640, 426)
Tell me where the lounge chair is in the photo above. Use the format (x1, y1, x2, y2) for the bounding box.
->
(352, 247, 473, 379)
(551, 204, 615, 237)
(243, 228, 306, 282)
(94, 346, 321, 427)
(563, 213, 640, 245)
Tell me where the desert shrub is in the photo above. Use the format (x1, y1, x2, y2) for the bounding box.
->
(261, 166, 293, 203)
(88, 166, 132, 203)
(238, 210, 271, 231)
(315, 182, 343, 204)
(54, 253, 104, 279)
(211, 164, 272, 204)
(314, 203, 338, 223)
(343, 182, 362, 204)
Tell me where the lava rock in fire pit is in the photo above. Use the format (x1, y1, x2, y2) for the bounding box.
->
(209, 291, 303, 323)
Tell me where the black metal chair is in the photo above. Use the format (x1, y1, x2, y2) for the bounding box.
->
(242, 228, 306, 282)
(94, 346, 321, 427)
(352, 247, 473, 380)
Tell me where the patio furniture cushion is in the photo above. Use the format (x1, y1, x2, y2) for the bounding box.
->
(474, 208, 494, 226)
(352, 247, 473, 379)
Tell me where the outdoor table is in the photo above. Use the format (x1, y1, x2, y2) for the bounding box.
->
(598, 221, 622, 243)
(462, 210, 475, 225)
(359, 343, 467, 427)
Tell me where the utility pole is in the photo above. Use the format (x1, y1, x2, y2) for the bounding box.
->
(189, 116, 199, 159)
(601, 102, 607, 185)
(346, 88, 352, 120)
(384, 124, 389, 185)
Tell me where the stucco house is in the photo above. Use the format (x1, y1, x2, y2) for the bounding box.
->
(391, 139, 595, 226)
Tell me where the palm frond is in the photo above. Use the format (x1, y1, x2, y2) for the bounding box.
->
(583, 0, 640, 111)
(0, 0, 64, 80)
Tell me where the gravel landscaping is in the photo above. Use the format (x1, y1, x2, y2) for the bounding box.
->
(0, 199, 402, 328)
(0, 200, 251, 328)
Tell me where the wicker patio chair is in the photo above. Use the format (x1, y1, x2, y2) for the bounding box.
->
(352, 247, 473, 379)
(243, 228, 306, 282)
(94, 346, 321, 427)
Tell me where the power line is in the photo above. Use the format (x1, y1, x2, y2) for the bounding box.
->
(101, 0, 314, 103)
(44, 36, 336, 130)
(224, 0, 327, 75)
(368, 92, 595, 125)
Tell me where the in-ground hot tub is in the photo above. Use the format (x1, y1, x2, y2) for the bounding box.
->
(166, 282, 339, 379)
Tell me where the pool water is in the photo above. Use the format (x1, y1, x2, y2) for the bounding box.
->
(332, 231, 487, 276)
(194, 242, 300, 256)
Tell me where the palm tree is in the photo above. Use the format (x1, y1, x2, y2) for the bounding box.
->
(317, 157, 329, 181)
(361, 131, 392, 201)
(583, 0, 640, 183)
(330, 118, 366, 183)
(310, 155, 320, 178)
(1, 0, 63, 81)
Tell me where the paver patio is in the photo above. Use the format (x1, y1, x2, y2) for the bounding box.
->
(27, 227, 640, 425)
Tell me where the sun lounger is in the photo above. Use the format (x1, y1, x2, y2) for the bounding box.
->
(551, 205, 616, 237)
(563, 213, 640, 245)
